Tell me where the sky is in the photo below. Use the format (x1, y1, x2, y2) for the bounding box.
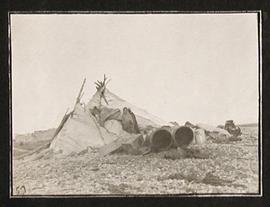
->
(11, 13, 259, 134)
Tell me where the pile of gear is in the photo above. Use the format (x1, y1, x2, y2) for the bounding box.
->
(95, 105, 195, 155)
(224, 120, 242, 137)
(93, 104, 243, 156)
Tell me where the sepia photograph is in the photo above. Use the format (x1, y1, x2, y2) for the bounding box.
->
(10, 12, 261, 196)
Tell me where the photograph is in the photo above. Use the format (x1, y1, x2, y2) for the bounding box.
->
(10, 12, 261, 196)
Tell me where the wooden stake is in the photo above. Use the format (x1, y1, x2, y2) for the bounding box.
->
(75, 78, 86, 105)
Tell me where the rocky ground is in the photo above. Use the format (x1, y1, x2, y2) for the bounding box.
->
(12, 126, 259, 195)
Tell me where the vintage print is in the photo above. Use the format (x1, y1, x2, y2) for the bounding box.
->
(10, 12, 260, 196)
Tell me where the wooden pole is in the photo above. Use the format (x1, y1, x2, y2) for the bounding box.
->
(75, 78, 86, 105)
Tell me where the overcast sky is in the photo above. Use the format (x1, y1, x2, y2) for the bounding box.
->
(11, 13, 259, 134)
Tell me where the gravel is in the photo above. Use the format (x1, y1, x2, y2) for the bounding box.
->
(12, 126, 259, 195)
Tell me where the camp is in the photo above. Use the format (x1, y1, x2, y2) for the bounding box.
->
(49, 76, 169, 155)
(15, 76, 243, 159)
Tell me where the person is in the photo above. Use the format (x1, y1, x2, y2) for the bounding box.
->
(121, 107, 140, 134)
(225, 120, 241, 137)
(127, 108, 140, 133)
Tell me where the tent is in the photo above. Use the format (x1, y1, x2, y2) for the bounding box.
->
(87, 88, 168, 128)
(49, 77, 168, 155)
(49, 103, 120, 154)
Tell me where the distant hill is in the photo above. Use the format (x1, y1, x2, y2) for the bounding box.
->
(14, 128, 56, 142)
(238, 123, 258, 127)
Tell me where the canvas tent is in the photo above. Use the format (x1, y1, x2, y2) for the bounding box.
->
(49, 103, 118, 154)
(49, 78, 169, 155)
(87, 88, 168, 129)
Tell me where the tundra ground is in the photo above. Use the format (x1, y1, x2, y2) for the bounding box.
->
(12, 126, 259, 195)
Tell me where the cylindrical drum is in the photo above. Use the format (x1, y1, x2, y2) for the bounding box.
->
(148, 128, 174, 151)
(172, 126, 194, 147)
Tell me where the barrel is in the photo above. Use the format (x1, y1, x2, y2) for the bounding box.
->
(148, 128, 174, 151)
(172, 126, 194, 147)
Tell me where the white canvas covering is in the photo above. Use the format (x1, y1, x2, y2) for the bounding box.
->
(50, 104, 119, 155)
(196, 123, 231, 136)
(50, 87, 169, 155)
(87, 88, 169, 128)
